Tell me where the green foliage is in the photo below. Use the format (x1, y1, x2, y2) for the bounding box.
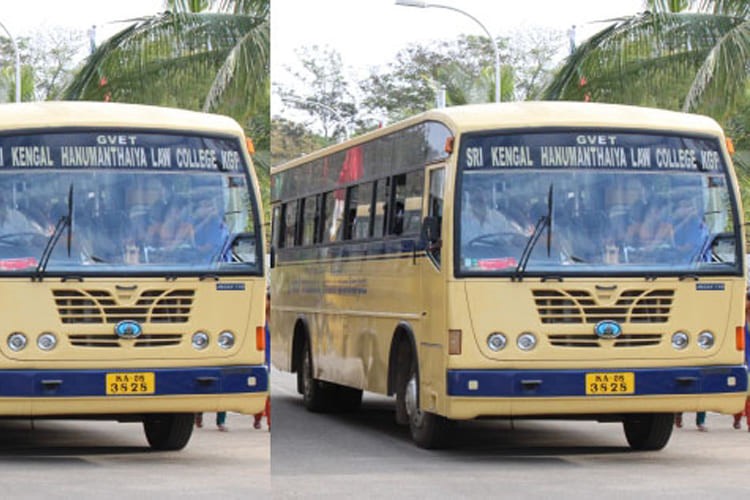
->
(0, 28, 85, 101)
(360, 31, 563, 122)
(271, 118, 329, 167)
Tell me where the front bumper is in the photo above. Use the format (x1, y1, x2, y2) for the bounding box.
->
(0, 365, 268, 416)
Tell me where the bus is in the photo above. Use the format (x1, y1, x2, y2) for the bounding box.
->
(270, 101, 748, 450)
(0, 101, 267, 450)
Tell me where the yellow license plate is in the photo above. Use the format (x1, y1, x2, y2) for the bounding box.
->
(106, 372, 155, 395)
(585, 372, 635, 395)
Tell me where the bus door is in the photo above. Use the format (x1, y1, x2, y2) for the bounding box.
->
(418, 165, 448, 414)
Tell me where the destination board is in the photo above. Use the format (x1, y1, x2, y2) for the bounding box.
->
(0, 132, 246, 172)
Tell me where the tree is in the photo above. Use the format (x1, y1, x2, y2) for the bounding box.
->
(360, 31, 564, 123)
(542, 0, 750, 118)
(0, 27, 86, 102)
(274, 45, 358, 143)
(63, 0, 269, 128)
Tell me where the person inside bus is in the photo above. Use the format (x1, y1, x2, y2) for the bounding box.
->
(670, 196, 708, 261)
(624, 199, 673, 251)
(147, 198, 195, 251)
(193, 195, 229, 260)
(462, 182, 525, 243)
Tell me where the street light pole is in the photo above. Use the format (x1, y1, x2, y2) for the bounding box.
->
(395, 0, 501, 103)
(0, 20, 20, 103)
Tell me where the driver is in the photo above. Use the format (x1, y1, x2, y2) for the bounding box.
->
(461, 182, 524, 243)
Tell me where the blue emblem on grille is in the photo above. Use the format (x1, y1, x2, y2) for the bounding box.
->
(594, 320, 622, 339)
(115, 320, 143, 339)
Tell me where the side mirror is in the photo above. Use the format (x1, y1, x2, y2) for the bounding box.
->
(270, 246, 276, 269)
(228, 232, 257, 263)
(709, 232, 737, 263)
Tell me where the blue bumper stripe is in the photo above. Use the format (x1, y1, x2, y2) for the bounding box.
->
(0, 365, 268, 397)
(447, 366, 748, 397)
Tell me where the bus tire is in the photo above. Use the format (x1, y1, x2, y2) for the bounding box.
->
(143, 413, 194, 451)
(623, 413, 673, 451)
(403, 356, 451, 449)
(300, 337, 336, 412)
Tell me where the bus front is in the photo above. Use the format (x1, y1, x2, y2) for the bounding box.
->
(0, 127, 266, 450)
(448, 128, 747, 450)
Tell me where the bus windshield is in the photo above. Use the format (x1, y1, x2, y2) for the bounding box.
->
(0, 131, 260, 275)
(457, 131, 740, 276)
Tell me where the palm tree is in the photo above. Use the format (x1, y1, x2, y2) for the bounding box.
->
(64, 0, 268, 128)
(543, 0, 750, 119)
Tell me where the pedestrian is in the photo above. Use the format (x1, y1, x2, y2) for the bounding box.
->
(254, 290, 271, 431)
(675, 411, 707, 432)
(732, 289, 750, 431)
(195, 412, 228, 432)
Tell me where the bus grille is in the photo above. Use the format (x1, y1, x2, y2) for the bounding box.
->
(53, 289, 195, 324)
(533, 289, 674, 324)
(67, 333, 183, 348)
(547, 333, 662, 348)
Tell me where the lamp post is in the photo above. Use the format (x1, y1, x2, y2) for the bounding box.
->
(395, 0, 501, 103)
(0, 20, 20, 103)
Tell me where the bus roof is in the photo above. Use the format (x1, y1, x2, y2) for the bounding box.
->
(273, 101, 724, 174)
(0, 101, 245, 137)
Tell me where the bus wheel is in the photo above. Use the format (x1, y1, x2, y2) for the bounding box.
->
(403, 359, 451, 449)
(300, 338, 336, 412)
(143, 413, 194, 451)
(623, 413, 673, 451)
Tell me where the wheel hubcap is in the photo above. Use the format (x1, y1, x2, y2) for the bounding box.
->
(405, 373, 423, 426)
(302, 350, 313, 398)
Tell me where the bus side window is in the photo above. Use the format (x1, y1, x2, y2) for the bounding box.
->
(343, 185, 359, 241)
(283, 200, 298, 248)
(390, 170, 424, 236)
(352, 182, 374, 240)
(372, 180, 387, 237)
(301, 196, 317, 246)
(426, 167, 445, 264)
(271, 205, 282, 249)
(323, 190, 343, 242)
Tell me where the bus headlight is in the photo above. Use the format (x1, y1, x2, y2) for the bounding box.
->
(217, 331, 235, 350)
(37, 332, 57, 351)
(697, 331, 715, 350)
(517, 332, 537, 351)
(671, 331, 689, 350)
(487, 332, 507, 351)
(192, 331, 210, 350)
(8, 332, 27, 352)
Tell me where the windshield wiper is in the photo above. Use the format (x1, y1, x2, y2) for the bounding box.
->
(514, 184, 553, 281)
(35, 185, 74, 279)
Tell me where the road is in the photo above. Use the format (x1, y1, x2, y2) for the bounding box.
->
(271, 369, 750, 499)
(0, 411, 269, 499)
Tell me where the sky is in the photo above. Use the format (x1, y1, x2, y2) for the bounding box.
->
(271, 0, 646, 116)
(0, 0, 164, 48)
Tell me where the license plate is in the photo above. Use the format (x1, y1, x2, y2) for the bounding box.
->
(106, 372, 155, 395)
(585, 372, 635, 395)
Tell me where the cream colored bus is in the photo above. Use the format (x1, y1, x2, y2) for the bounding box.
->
(271, 102, 747, 450)
(0, 102, 266, 450)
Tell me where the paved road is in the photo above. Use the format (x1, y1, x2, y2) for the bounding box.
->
(271, 369, 750, 499)
(0, 412, 269, 499)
